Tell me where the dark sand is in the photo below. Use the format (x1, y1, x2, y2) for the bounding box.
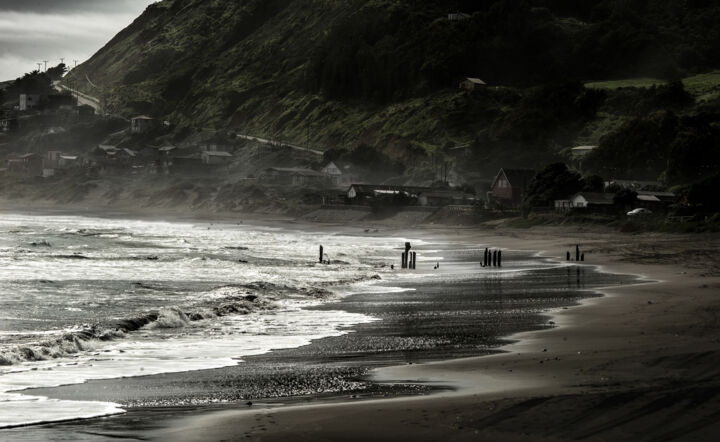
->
(2, 217, 719, 441)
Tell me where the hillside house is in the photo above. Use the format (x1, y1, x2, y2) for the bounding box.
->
(570, 192, 615, 210)
(346, 184, 430, 204)
(488, 168, 536, 208)
(58, 155, 80, 169)
(7, 153, 43, 176)
(1, 117, 18, 133)
(262, 167, 327, 186)
(19, 94, 41, 111)
(201, 150, 233, 165)
(417, 190, 475, 207)
(76, 104, 94, 120)
(459, 77, 487, 91)
(321, 161, 358, 187)
(448, 12, 471, 21)
(130, 116, 155, 134)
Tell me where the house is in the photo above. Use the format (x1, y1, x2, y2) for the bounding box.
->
(346, 184, 430, 204)
(7, 153, 43, 176)
(570, 145, 597, 172)
(459, 77, 487, 91)
(605, 179, 663, 191)
(320, 161, 358, 187)
(201, 150, 233, 165)
(417, 190, 475, 207)
(448, 12, 471, 21)
(0, 117, 18, 133)
(488, 168, 536, 208)
(570, 192, 615, 209)
(19, 94, 41, 111)
(635, 190, 675, 211)
(58, 155, 80, 169)
(45, 151, 63, 168)
(570, 145, 597, 158)
(261, 167, 328, 186)
(130, 116, 156, 134)
(76, 104, 94, 120)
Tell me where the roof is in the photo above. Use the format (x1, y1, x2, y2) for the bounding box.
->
(59, 155, 78, 160)
(18, 153, 39, 159)
(637, 190, 675, 198)
(132, 115, 153, 120)
(418, 190, 472, 199)
(266, 167, 324, 177)
(572, 192, 615, 205)
(158, 145, 177, 152)
(348, 184, 431, 195)
(464, 77, 486, 85)
(637, 195, 661, 202)
(496, 168, 536, 187)
(571, 145, 597, 152)
(606, 179, 663, 190)
(202, 150, 232, 157)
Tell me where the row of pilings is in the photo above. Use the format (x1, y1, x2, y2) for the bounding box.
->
(481, 247, 502, 267)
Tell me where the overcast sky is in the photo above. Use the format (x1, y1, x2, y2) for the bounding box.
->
(0, 0, 157, 81)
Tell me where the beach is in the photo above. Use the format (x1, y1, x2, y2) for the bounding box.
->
(137, 227, 720, 441)
(1, 212, 718, 441)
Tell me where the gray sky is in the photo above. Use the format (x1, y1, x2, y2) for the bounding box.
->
(0, 0, 157, 81)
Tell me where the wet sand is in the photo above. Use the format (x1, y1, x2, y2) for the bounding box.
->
(142, 227, 720, 441)
(3, 219, 720, 441)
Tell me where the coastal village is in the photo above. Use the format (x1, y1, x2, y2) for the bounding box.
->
(0, 80, 678, 222)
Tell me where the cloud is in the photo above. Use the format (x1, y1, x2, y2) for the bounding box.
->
(0, 0, 155, 14)
(0, 1, 156, 81)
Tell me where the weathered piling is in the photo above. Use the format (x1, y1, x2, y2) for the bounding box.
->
(401, 252, 406, 269)
(403, 242, 412, 269)
(492, 250, 497, 267)
(566, 251, 570, 261)
(412, 252, 417, 269)
(575, 244, 580, 262)
(581, 252, 585, 262)
(483, 248, 489, 267)
(498, 250, 502, 267)
(319, 245, 324, 263)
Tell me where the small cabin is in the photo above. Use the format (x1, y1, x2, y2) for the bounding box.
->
(130, 116, 156, 134)
(459, 77, 486, 91)
(201, 150, 233, 165)
(489, 168, 536, 208)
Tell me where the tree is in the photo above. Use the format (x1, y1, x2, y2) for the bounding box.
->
(525, 163, 581, 207)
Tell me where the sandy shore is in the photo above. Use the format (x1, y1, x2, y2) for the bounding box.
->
(140, 226, 720, 441)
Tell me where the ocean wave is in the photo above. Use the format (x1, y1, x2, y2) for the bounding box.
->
(0, 293, 273, 366)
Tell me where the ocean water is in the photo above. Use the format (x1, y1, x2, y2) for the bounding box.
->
(0, 213, 411, 428)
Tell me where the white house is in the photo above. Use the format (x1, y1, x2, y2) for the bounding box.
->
(201, 150, 233, 165)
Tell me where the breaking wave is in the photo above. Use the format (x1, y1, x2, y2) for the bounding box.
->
(0, 290, 274, 366)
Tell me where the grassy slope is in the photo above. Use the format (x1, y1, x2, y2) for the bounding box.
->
(61, 0, 720, 167)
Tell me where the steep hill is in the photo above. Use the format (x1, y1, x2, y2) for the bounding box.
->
(63, 0, 720, 177)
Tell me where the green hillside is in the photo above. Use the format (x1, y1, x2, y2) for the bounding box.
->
(61, 0, 720, 180)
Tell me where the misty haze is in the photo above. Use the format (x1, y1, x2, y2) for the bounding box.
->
(1, 1, 719, 441)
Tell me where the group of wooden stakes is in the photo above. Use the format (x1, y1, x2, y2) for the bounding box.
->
(317, 243, 586, 270)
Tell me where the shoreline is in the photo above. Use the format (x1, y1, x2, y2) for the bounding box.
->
(2, 207, 719, 440)
(144, 226, 720, 441)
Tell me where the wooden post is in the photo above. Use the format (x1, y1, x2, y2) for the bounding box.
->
(498, 250, 502, 267)
(581, 252, 584, 262)
(575, 245, 580, 262)
(401, 252, 406, 269)
(492, 250, 497, 267)
(412, 252, 417, 269)
(483, 248, 488, 267)
(566, 251, 570, 261)
(319, 245, 324, 263)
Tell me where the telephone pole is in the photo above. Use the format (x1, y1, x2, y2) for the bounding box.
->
(43, 60, 48, 71)
(36, 62, 42, 72)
